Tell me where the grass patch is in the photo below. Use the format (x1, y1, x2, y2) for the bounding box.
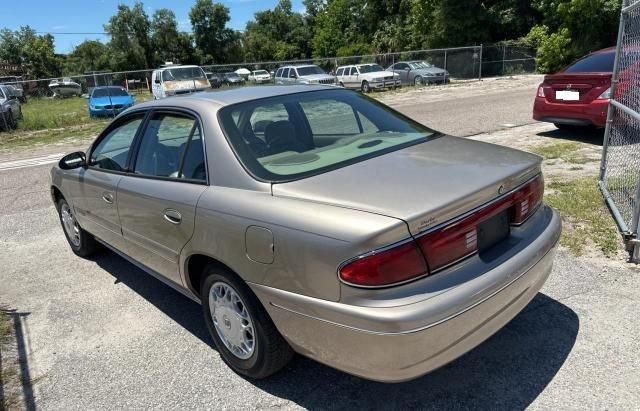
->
(530, 141, 582, 160)
(546, 177, 620, 256)
(0, 121, 107, 150)
(0, 308, 20, 409)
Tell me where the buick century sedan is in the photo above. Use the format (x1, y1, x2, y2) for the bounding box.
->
(51, 85, 561, 382)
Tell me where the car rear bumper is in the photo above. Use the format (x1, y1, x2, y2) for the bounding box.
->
(533, 96, 608, 127)
(251, 206, 561, 382)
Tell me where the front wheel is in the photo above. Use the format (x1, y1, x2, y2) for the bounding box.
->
(414, 76, 423, 87)
(57, 198, 98, 257)
(202, 266, 293, 379)
(361, 81, 371, 93)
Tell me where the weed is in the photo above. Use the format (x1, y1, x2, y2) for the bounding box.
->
(530, 141, 582, 160)
(546, 177, 620, 256)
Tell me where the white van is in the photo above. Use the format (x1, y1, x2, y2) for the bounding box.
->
(151, 65, 210, 99)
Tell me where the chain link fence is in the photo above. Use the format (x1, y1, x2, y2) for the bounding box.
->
(0, 43, 536, 130)
(600, 0, 640, 259)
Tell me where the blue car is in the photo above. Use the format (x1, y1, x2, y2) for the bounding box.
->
(88, 86, 135, 118)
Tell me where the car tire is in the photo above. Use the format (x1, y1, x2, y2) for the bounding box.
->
(4, 112, 16, 130)
(339, 81, 345, 88)
(361, 81, 371, 93)
(414, 76, 423, 87)
(57, 198, 98, 257)
(201, 265, 294, 379)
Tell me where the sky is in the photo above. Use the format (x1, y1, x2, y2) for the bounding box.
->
(3, 0, 305, 54)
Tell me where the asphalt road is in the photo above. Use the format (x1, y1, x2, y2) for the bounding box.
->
(394, 87, 537, 137)
(1, 81, 639, 409)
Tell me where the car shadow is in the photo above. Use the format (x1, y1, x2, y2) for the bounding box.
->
(92, 251, 578, 410)
(537, 126, 604, 146)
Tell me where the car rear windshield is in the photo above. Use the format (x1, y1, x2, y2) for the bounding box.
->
(296, 66, 325, 76)
(92, 88, 129, 98)
(254, 70, 269, 75)
(163, 67, 206, 81)
(564, 52, 615, 73)
(218, 89, 435, 182)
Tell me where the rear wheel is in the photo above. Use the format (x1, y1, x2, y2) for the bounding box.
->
(361, 81, 371, 93)
(57, 198, 98, 257)
(201, 266, 293, 379)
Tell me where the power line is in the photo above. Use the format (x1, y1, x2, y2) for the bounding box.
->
(34, 31, 110, 35)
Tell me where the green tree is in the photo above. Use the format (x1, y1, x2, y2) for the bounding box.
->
(243, 0, 312, 61)
(189, 0, 237, 63)
(104, 2, 153, 70)
(524, 0, 620, 73)
(64, 40, 111, 74)
(0, 26, 62, 78)
(151, 8, 197, 65)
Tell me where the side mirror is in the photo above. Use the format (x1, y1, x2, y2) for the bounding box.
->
(405, 67, 411, 71)
(154, 78, 161, 84)
(59, 151, 87, 170)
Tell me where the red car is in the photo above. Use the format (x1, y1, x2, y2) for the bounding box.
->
(533, 47, 614, 129)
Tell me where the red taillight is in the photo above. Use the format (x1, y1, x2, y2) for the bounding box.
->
(339, 175, 544, 287)
(339, 241, 427, 287)
(511, 174, 544, 224)
(537, 85, 546, 98)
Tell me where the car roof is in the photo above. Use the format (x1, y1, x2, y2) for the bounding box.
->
(281, 64, 317, 69)
(136, 85, 336, 108)
(156, 65, 200, 70)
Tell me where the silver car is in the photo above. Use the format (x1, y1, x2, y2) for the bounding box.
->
(0, 85, 22, 131)
(388, 61, 450, 86)
(51, 85, 560, 382)
(274, 65, 336, 85)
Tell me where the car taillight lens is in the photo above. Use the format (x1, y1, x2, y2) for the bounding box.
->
(537, 85, 546, 97)
(339, 241, 428, 287)
(339, 175, 544, 287)
(597, 87, 611, 100)
(511, 174, 544, 224)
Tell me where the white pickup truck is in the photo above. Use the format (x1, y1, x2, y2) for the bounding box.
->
(335, 63, 401, 93)
(248, 70, 272, 84)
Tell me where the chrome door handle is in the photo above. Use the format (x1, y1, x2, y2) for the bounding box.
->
(163, 209, 182, 224)
(102, 193, 114, 204)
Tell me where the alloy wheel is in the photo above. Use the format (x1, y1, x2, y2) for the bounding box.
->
(209, 281, 256, 360)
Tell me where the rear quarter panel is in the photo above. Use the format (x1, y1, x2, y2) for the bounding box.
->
(183, 186, 411, 302)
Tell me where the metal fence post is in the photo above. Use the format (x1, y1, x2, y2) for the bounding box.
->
(502, 43, 506, 75)
(478, 44, 483, 80)
(444, 49, 448, 73)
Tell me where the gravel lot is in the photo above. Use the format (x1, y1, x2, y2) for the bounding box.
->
(1, 76, 639, 409)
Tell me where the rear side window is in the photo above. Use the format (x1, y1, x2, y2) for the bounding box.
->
(275, 68, 283, 78)
(564, 52, 615, 73)
(133, 113, 205, 181)
(336, 68, 344, 76)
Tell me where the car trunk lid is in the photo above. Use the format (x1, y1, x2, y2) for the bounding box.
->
(272, 136, 541, 236)
(541, 72, 611, 104)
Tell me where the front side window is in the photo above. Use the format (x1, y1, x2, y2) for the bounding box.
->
(90, 116, 144, 171)
(289, 68, 297, 78)
(219, 89, 435, 182)
(133, 113, 205, 181)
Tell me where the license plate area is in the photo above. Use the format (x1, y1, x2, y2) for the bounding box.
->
(556, 90, 580, 101)
(477, 210, 510, 253)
